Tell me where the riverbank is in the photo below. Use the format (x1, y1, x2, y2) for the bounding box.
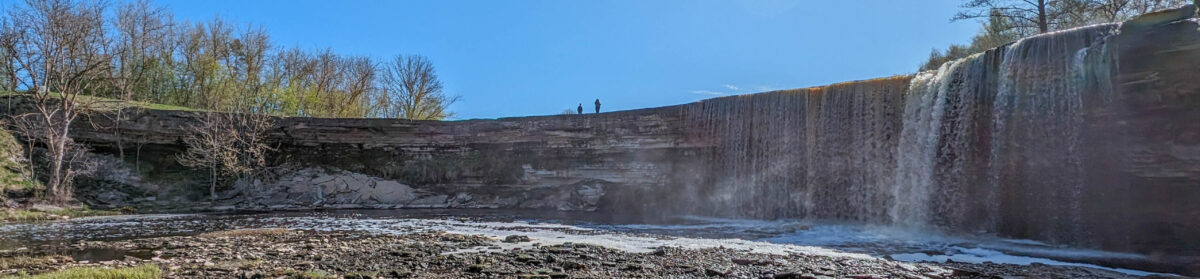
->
(0, 205, 127, 223)
(0, 228, 1152, 279)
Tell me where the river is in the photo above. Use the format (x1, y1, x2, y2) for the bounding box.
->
(0, 209, 1170, 276)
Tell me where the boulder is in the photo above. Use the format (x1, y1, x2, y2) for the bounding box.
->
(370, 181, 416, 204)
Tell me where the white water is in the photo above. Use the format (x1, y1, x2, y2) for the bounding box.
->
(890, 24, 1119, 234)
(677, 24, 1127, 247)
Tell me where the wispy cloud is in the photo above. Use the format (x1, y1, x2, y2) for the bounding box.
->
(690, 84, 781, 97)
(689, 90, 726, 96)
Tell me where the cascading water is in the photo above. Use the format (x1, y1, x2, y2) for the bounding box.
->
(679, 23, 1122, 244)
(893, 24, 1120, 243)
(681, 78, 908, 221)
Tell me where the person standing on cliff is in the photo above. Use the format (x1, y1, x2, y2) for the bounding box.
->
(594, 99, 601, 113)
(577, 103, 583, 115)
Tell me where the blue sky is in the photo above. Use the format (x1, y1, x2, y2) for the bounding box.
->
(5, 0, 979, 119)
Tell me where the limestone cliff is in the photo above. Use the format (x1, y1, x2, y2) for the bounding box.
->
(46, 105, 694, 215)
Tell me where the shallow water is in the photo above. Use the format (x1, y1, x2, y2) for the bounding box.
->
(0, 209, 1170, 276)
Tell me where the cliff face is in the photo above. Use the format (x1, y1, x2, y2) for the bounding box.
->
(13, 15, 1200, 275)
(59, 105, 697, 214)
(1104, 18, 1200, 259)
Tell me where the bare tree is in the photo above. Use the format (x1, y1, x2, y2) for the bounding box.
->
(3, 0, 110, 202)
(922, 9, 1025, 71)
(224, 26, 271, 112)
(1088, 0, 1192, 22)
(338, 56, 375, 118)
(954, 0, 1079, 34)
(176, 111, 273, 201)
(377, 55, 457, 120)
(955, 0, 1192, 35)
(0, 20, 17, 92)
(8, 115, 41, 188)
(106, 0, 171, 161)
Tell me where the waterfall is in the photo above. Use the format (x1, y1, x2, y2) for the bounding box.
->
(658, 16, 1200, 274)
(678, 23, 1121, 244)
(681, 77, 908, 221)
(890, 24, 1119, 242)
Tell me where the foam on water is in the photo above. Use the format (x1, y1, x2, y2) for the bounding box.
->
(265, 216, 874, 259)
(890, 249, 1158, 277)
(265, 214, 1171, 276)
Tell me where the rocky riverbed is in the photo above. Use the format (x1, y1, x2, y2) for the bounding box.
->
(0, 228, 1158, 278)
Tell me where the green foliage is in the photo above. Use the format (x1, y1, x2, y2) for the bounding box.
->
(2, 264, 161, 279)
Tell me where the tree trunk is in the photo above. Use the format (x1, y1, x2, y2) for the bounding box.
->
(26, 139, 36, 186)
(1037, 0, 1049, 33)
(210, 165, 217, 202)
(48, 138, 66, 202)
(135, 142, 143, 174)
(115, 109, 125, 161)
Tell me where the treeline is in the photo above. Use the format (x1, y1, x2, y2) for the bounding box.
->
(0, 0, 456, 119)
(0, 0, 459, 202)
(921, 0, 1191, 71)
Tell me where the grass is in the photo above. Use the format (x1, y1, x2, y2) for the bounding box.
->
(0, 256, 68, 270)
(270, 269, 333, 279)
(0, 127, 39, 195)
(0, 209, 52, 221)
(2, 264, 161, 279)
(296, 270, 332, 279)
(0, 207, 124, 222)
(196, 228, 290, 238)
(0, 91, 202, 112)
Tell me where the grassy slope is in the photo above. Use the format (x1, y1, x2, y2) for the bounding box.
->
(0, 91, 199, 196)
(0, 92, 144, 219)
(0, 207, 123, 222)
(0, 91, 200, 112)
(2, 265, 161, 279)
(0, 126, 36, 195)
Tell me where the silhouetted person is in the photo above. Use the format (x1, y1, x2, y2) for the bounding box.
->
(594, 99, 601, 113)
(577, 103, 583, 115)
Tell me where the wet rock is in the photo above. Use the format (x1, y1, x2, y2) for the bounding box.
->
(235, 271, 268, 279)
(465, 264, 486, 273)
(733, 258, 771, 266)
(705, 267, 730, 277)
(382, 270, 412, 278)
(504, 235, 531, 243)
(516, 253, 539, 264)
(847, 274, 885, 279)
